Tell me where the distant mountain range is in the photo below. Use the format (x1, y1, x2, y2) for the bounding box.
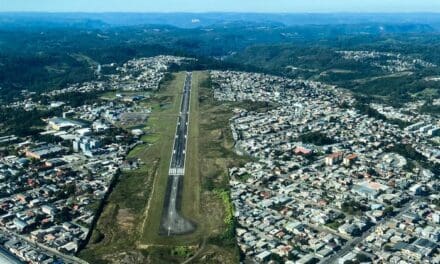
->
(1, 12, 440, 31)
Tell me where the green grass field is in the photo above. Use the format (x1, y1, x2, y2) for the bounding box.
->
(79, 71, 245, 263)
(140, 71, 243, 263)
(141, 72, 223, 247)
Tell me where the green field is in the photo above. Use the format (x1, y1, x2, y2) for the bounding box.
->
(140, 74, 199, 243)
(79, 71, 247, 263)
(140, 72, 241, 263)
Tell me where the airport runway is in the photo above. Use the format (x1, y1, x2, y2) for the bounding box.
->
(160, 72, 196, 236)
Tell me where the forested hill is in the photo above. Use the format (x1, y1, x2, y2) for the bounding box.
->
(1, 13, 440, 104)
(226, 32, 440, 105)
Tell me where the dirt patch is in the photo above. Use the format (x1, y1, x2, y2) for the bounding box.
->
(119, 112, 149, 127)
(200, 192, 224, 235)
(103, 251, 147, 264)
(210, 129, 223, 140)
(117, 208, 135, 232)
(194, 245, 237, 264)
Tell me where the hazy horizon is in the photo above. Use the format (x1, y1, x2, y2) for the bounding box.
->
(1, 11, 440, 14)
(1, 0, 440, 13)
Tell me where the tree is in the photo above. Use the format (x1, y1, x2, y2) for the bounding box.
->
(297, 132, 335, 146)
(56, 207, 71, 223)
(384, 206, 395, 216)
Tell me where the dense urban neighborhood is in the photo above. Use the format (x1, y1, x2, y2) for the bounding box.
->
(0, 33, 440, 264)
(211, 70, 440, 263)
(5, 3, 440, 263)
(1, 52, 439, 263)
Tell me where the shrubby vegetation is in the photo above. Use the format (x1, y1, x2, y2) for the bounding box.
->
(419, 101, 440, 115)
(388, 144, 426, 162)
(213, 189, 236, 242)
(388, 144, 440, 174)
(0, 107, 61, 137)
(171, 246, 193, 258)
(296, 132, 335, 146)
(341, 199, 366, 215)
(354, 101, 410, 128)
(37, 91, 104, 107)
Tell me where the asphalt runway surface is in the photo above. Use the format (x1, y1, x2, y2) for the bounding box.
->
(160, 72, 196, 236)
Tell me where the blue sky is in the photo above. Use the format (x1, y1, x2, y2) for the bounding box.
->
(1, 0, 440, 13)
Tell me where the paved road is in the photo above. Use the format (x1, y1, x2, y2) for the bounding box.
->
(160, 72, 195, 236)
